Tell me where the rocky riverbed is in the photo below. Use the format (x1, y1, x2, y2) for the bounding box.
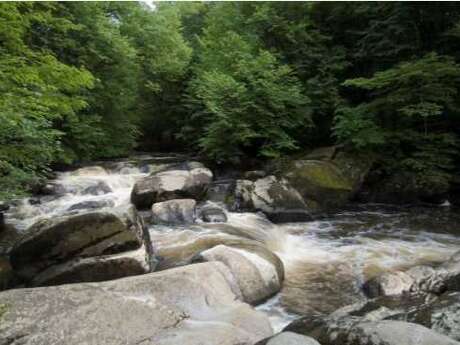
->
(1, 153, 460, 345)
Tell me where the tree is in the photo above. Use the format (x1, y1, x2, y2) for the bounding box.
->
(184, 3, 310, 162)
(0, 3, 94, 198)
(335, 53, 460, 196)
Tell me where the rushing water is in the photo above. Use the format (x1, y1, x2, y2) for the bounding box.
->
(2, 156, 460, 333)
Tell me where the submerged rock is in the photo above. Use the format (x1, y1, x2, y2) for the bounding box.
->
(0, 262, 273, 345)
(9, 205, 154, 285)
(196, 244, 283, 304)
(233, 176, 311, 222)
(131, 161, 213, 209)
(152, 199, 196, 224)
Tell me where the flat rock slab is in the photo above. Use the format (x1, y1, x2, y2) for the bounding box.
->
(0, 262, 272, 345)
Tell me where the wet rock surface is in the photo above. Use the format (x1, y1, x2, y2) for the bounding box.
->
(233, 176, 311, 222)
(152, 199, 197, 224)
(196, 244, 283, 304)
(131, 161, 213, 209)
(0, 262, 273, 345)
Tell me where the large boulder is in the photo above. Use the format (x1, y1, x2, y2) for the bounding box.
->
(363, 251, 460, 298)
(256, 332, 321, 345)
(9, 205, 154, 285)
(282, 150, 372, 211)
(233, 176, 311, 222)
(152, 199, 197, 224)
(388, 292, 460, 341)
(29, 246, 151, 287)
(285, 316, 459, 345)
(131, 161, 213, 209)
(0, 262, 273, 345)
(196, 244, 283, 304)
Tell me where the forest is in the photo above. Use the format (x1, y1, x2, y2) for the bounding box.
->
(2, 2, 460, 203)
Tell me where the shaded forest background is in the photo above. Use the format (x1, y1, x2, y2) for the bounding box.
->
(2, 2, 460, 201)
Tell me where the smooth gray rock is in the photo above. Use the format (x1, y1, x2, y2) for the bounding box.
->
(233, 176, 311, 222)
(152, 199, 196, 224)
(30, 246, 152, 287)
(196, 244, 282, 304)
(131, 161, 213, 209)
(0, 262, 273, 345)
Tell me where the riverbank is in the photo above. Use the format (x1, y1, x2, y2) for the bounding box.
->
(1, 153, 460, 344)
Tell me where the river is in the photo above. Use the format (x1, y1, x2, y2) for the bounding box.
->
(3, 155, 460, 333)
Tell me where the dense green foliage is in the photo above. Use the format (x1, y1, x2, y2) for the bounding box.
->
(2, 2, 460, 201)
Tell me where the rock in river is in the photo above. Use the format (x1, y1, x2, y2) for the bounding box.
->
(131, 161, 213, 209)
(233, 176, 311, 222)
(282, 150, 371, 212)
(0, 262, 273, 345)
(196, 244, 283, 304)
(285, 316, 460, 345)
(363, 250, 460, 298)
(9, 205, 154, 285)
(152, 199, 197, 224)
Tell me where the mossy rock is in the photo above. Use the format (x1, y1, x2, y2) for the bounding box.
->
(282, 151, 373, 211)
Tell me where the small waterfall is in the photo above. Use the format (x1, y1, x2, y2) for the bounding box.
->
(4, 159, 150, 232)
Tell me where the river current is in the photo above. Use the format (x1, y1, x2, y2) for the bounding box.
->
(3, 155, 460, 332)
